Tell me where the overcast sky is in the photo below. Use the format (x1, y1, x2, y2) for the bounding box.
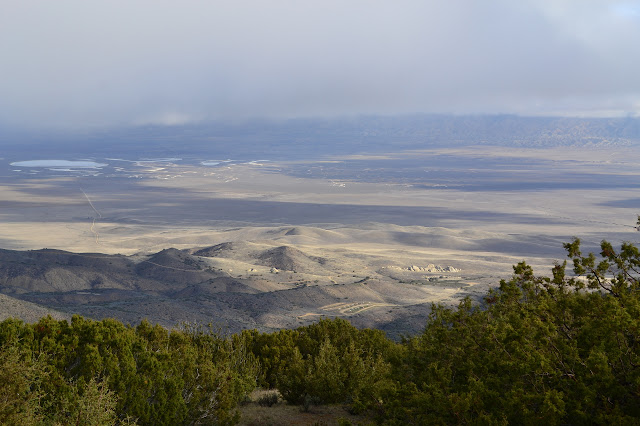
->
(1, 0, 639, 129)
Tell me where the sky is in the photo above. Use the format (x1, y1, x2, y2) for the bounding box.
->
(1, 0, 639, 129)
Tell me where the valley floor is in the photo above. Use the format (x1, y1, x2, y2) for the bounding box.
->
(1, 146, 638, 335)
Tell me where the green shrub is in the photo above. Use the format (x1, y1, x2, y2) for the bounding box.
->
(0, 317, 259, 425)
(380, 239, 640, 424)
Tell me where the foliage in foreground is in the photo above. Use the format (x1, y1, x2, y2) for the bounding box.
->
(243, 317, 400, 411)
(2, 237, 640, 424)
(0, 318, 258, 425)
(383, 238, 640, 424)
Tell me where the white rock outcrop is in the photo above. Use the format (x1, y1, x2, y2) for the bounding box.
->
(386, 265, 461, 273)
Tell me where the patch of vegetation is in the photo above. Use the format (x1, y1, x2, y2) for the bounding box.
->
(0, 318, 258, 425)
(380, 237, 640, 424)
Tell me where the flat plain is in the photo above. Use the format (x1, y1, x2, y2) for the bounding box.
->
(1, 142, 639, 336)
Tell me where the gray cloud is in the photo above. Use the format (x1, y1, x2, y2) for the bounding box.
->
(0, 0, 638, 129)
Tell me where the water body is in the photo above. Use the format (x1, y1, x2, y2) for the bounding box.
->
(10, 160, 108, 168)
(201, 160, 233, 166)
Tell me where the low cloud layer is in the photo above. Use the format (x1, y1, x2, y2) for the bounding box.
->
(1, 1, 639, 129)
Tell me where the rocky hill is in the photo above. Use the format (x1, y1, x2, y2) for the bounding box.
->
(0, 242, 475, 337)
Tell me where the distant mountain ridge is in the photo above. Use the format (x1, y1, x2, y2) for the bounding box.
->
(5, 114, 639, 158)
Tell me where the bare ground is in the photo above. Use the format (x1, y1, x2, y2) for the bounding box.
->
(1, 146, 639, 334)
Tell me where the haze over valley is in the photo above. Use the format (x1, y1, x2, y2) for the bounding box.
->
(2, 1, 640, 338)
(1, 117, 640, 336)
